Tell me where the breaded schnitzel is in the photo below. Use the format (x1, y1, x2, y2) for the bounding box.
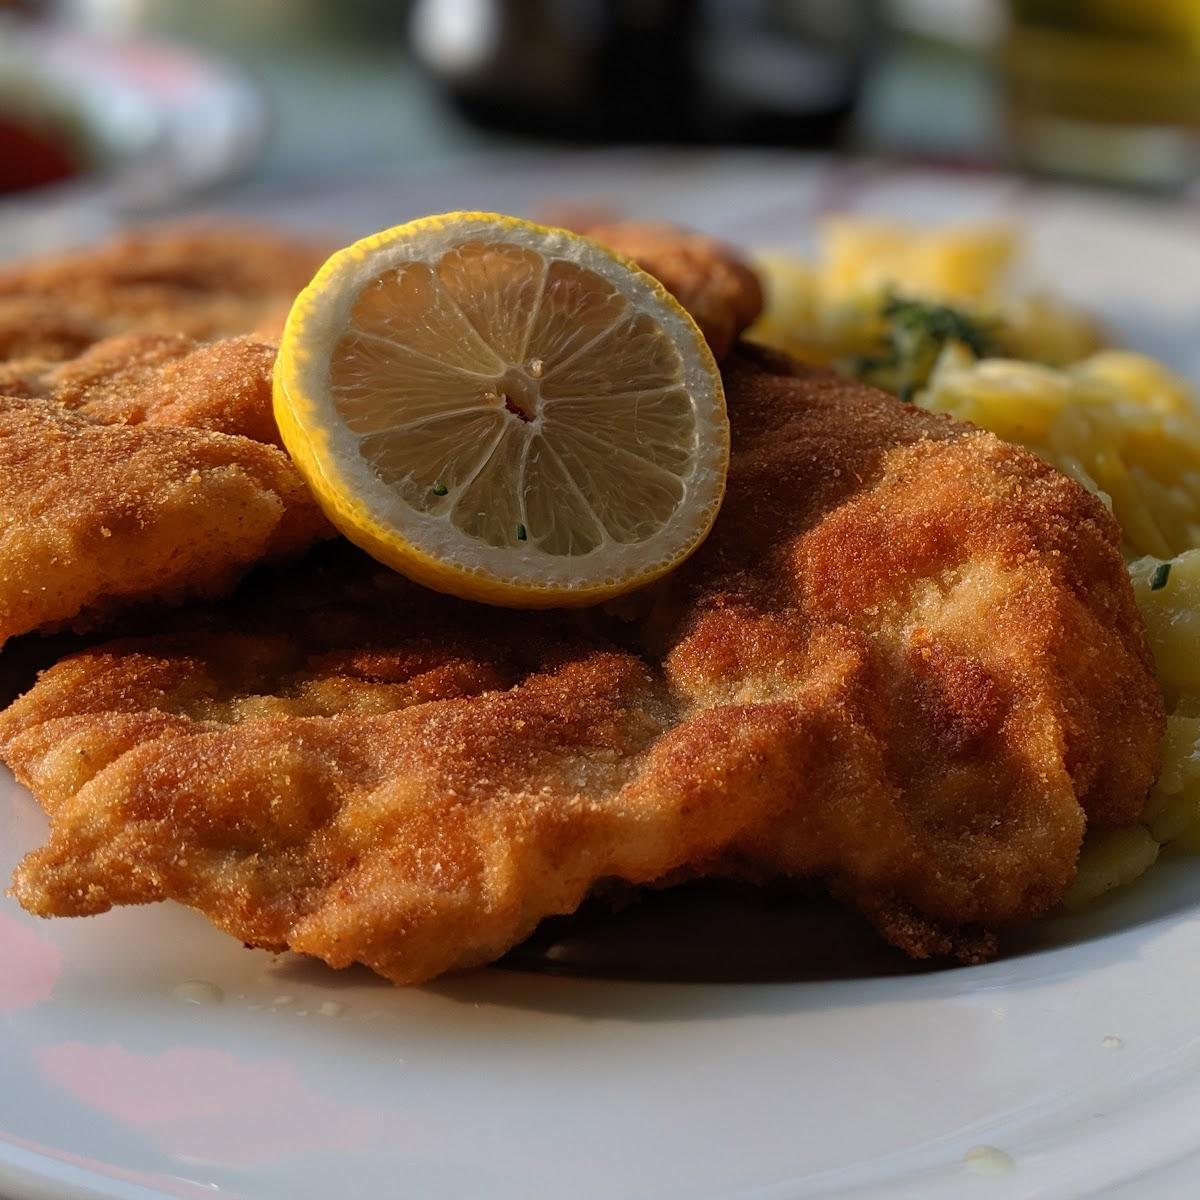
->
(0, 225, 334, 642)
(0, 220, 760, 365)
(0, 335, 329, 648)
(0, 225, 331, 363)
(0, 332, 287, 445)
(0, 220, 761, 649)
(2, 347, 1163, 981)
(558, 220, 763, 360)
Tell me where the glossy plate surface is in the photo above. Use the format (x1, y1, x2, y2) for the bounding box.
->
(0, 26, 265, 258)
(4, 154, 1200, 1199)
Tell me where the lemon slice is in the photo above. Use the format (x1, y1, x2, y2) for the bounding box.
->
(274, 212, 728, 607)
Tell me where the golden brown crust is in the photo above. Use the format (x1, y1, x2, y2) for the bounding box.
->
(2, 347, 1163, 980)
(0, 333, 284, 446)
(571, 221, 763, 359)
(0, 335, 329, 647)
(0, 225, 330, 362)
(0, 220, 757, 363)
(0, 225, 335, 642)
(0, 220, 754, 650)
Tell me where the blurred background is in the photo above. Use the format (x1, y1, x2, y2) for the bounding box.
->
(2, 0, 1199, 232)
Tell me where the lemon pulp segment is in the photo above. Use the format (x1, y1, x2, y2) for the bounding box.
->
(275, 213, 727, 606)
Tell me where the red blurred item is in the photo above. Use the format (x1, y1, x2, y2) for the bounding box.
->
(0, 114, 79, 193)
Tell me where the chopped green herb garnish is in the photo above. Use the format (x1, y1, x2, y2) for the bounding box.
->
(1150, 562, 1172, 591)
(432, 481, 448, 496)
(843, 292, 997, 399)
(880, 294, 994, 359)
(515, 522, 527, 541)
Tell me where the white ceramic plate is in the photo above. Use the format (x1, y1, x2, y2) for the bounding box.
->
(0, 25, 265, 258)
(4, 154, 1200, 1200)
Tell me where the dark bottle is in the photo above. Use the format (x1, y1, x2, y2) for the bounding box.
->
(409, 0, 874, 146)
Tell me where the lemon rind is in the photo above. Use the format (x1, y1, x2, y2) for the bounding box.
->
(274, 212, 728, 607)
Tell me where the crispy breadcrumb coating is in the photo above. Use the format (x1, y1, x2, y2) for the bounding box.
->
(0, 335, 329, 646)
(574, 221, 763, 359)
(0, 225, 330, 362)
(0, 219, 757, 648)
(2, 348, 1163, 981)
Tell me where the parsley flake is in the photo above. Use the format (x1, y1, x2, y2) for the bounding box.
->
(843, 292, 997, 398)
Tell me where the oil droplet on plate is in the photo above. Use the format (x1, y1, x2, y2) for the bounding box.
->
(1102, 1034, 1123, 1049)
(272, 994, 294, 1007)
(963, 1145, 1015, 1176)
(318, 1000, 345, 1018)
(172, 980, 224, 1006)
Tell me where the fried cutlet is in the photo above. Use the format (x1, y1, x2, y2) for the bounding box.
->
(0, 225, 334, 644)
(0, 335, 330, 648)
(563, 220, 763, 360)
(0, 221, 761, 649)
(0, 220, 760, 365)
(0, 225, 331, 363)
(1, 347, 1164, 982)
(0, 332, 286, 445)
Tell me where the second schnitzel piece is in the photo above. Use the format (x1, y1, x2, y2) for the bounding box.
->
(0, 219, 759, 364)
(0, 331, 288, 446)
(0, 334, 329, 647)
(0, 220, 761, 648)
(2, 347, 1163, 981)
(556, 219, 763, 360)
(0, 225, 331, 363)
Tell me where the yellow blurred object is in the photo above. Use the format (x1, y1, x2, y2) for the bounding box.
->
(1129, 551, 1200, 702)
(1006, 0, 1200, 186)
(1083, 0, 1200, 46)
(748, 254, 880, 369)
(1077, 350, 1198, 415)
(1062, 549, 1200, 900)
(917, 348, 1200, 560)
(994, 295, 1106, 368)
(823, 218, 1016, 303)
(748, 219, 1101, 382)
(1066, 826, 1160, 910)
(1128, 551, 1200, 854)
